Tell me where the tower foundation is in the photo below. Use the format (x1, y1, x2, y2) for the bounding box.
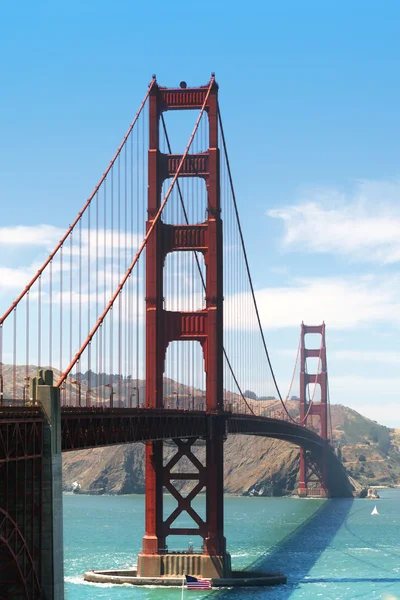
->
(137, 552, 231, 578)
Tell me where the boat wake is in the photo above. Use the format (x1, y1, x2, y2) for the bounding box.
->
(64, 575, 131, 588)
(64, 574, 183, 589)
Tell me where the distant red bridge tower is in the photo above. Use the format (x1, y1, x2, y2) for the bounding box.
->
(298, 323, 329, 497)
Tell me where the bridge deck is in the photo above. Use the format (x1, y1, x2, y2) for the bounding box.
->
(0, 406, 351, 497)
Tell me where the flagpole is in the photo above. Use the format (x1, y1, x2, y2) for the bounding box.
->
(181, 570, 185, 600)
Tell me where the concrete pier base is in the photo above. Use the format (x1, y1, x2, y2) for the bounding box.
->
(137, 552, 231, 578)
(84, 568, 286, 587)
(298, 486, 328, 498)
(32, 370, 64, 600)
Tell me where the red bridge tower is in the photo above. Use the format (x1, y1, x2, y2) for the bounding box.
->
(298, 323, 329, 497)
(137, 77, 230, 578)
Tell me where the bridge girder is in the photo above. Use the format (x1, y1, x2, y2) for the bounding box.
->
(58, 408, 352, 498)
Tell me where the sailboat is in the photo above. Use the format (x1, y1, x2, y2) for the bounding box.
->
(371, 505, 379, 516)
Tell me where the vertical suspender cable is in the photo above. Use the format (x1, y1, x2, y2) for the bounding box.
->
(13, 309, 16, 399)
(56, 78, 215, 387)
(218, 107, 295, 418)
(118, 155, 122, 404)
(69, 234, 72, 403)
(0, 324, 3, 405)
(0, 83, 155, 328)
(124, 142, 128, 405)
(87, 202, 91, 398)
(96, 192, 99, 387)
(78, 217, 82, 380)
(136, 118, 140, 406)
(110, 166, 114, 393)
(159, 113, 254, 414)
(102, 181, 107, 394)
(141, 108, 146, 405)
(59, 246, 63, 379)
(26, 292, 29, 385)
(49, 260, 53, 369)
(38, 276, 41, 372)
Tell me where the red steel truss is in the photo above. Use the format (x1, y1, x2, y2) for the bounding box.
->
(142, 78, 226, 557)
(0, 409, 43, 599)
(61, 408, 211, 451)
(299, 323, 329, 497)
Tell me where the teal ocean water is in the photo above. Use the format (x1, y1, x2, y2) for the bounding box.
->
(64, 489, 400, 600)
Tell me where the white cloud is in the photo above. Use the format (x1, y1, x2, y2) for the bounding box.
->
(0, 224, 143, 299)
(267, 179, 400, 264)
(0, 224, 64, 247)
(0, 224, 141, 256)
(0, 266, 40, 292)
(225, 274, 400, 330)
(332, 350, 400, 364)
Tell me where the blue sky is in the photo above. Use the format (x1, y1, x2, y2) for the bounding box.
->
(1, 1, 400, 426)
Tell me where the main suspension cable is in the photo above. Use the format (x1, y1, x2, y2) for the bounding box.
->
(57, 77, 215, 387)
(0, 80, 156, 326)
(284, 335, 301, 402)
(217, 109, 285, 398)
(160, 114, 255, 415)
(218, 106, 313, 425)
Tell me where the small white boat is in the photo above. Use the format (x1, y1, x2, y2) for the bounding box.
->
(371, 505, 379, 516)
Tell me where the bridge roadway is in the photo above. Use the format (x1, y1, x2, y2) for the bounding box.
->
(2, 406, 353, 497)
(62, 406, 353, 497)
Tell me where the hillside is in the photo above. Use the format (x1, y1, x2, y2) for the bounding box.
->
(3, 365, 399, 495)
(331, 405, 400, 488)
(63, 436, 300, 496)
(62, 397, 400, 496)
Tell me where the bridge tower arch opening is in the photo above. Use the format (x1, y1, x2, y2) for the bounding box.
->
(163, 340, 206, 409)
(137, 77, 230, 579)
(298, 323, 329, 497)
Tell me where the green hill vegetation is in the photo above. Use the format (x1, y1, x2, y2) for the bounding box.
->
(333, 406, 400, 488)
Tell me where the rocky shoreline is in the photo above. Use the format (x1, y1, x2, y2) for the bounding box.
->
(63, 436, 300, 497)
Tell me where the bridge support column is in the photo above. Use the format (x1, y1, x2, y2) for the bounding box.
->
(33, 370, 64, 600)
(298, 324, 329, 498)
(138, 423, 230, 579)
(138, 77, 230, 579)
(298, 448, 307, 496)
(0, 408, 43, 597)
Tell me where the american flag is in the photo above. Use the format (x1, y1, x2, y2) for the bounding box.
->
(185, 574, 212, 590)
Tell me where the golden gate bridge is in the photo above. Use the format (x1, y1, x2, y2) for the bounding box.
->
(0, 75, 352, 599)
